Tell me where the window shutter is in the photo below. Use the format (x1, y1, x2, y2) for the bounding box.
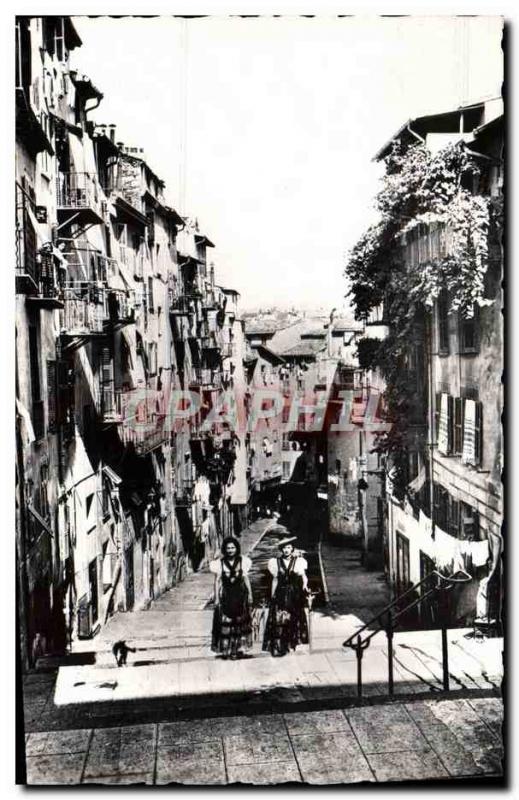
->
(101, 346, 114, 385)
(447, 395, 454, 454)
(47, 360, 57, 433)
(448, 498, 459, 537)
(454, 397, 464, 454)
(474, 401, 483, 466)
(435, 392, 441, 441)
(57, 359, 74, 424)
(433, 484, 440, 526)
(148, 277, 154, 313)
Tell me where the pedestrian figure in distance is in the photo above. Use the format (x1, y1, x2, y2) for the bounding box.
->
(112, 640, 136, 667)
(210, 536, 253, 660)
(263, 535, 309, 657)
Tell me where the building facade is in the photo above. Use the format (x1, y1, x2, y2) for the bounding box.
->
(15, 16, 249, 668)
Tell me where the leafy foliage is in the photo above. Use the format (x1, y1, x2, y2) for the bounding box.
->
(345, 138, 502, 493)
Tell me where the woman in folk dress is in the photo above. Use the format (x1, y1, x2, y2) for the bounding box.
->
(263, 536, 309, 657)
(210, 537, 253, 659)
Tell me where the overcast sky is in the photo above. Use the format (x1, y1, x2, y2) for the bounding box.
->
(71, 15, 503, 311)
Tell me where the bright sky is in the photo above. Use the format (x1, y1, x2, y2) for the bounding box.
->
(71, 15, 503, 310)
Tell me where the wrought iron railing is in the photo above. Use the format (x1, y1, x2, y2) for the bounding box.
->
(61, 284, 107, 334)
(342, 569, 471, 698)
(57, 239, 108, 283)
(56, 172, 101, 212)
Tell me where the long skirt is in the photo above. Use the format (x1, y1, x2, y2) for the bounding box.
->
(262, 584, 309, 656)
(211, 580, 252, 656)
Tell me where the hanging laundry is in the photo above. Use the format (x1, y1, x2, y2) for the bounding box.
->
(471, 538, 490, 568)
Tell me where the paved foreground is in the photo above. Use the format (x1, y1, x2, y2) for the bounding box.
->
(24, 696, 503, 785)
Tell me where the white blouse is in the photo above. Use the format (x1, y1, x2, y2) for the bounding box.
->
(267, 555, 308, 577)
(209, 555, 252, 576)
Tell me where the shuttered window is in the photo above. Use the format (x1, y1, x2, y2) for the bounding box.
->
(148, 277, 154, 313)
(437, 290, 449, 354)
(460, 502, 480, 540)
(474, 401, 483, 466)
(433, 485, 449, 530)
(459, 306, 480, 354)
(448, 497, 459, 537)
(454, 397, 464, 454)
(46, 360, 57, 433)
(100, 346, 115, 416)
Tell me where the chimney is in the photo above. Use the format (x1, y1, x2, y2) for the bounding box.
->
(109, 124, 116, 143)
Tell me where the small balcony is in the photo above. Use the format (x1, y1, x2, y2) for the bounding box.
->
(133, 421, 168, 456)
(190, 368, 221, 390)
(57, 239, 108, 283)
(60, 284, 108, 339)
(56, 172, 104, 227)
(107, 289, 136, 327)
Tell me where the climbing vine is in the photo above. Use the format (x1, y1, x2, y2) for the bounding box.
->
(346, 138, 502, 494)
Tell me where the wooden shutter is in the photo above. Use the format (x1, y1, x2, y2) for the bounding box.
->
(47, 360, 57, 433)
(448, 497, 459, 537)
(447, 395, 454, 454)
(435, 392, 441, 442)
(454, 397, 464, 454)
(29, 325, 41, 403)
(474, 401, 483, 466)
(433, 484, 440, 526)
(101, 346, 114, 414)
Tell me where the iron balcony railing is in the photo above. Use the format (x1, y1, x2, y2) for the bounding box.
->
(61, 283, 108, 334)
(57, 239, 108, 283)
(56, 172, 101, 213)
(114, 389, 168, 455)
(190, 368, 221, 389)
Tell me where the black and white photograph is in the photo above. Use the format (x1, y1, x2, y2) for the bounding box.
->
(13, 10, 504, 787)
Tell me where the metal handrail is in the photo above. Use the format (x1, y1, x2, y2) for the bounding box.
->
(342, 568, 472, 699)
(342, 568, 471, 649)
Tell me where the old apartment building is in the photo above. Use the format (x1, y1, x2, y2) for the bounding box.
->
(349, 98, 504, 628)
(15, 16, 248, 667)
